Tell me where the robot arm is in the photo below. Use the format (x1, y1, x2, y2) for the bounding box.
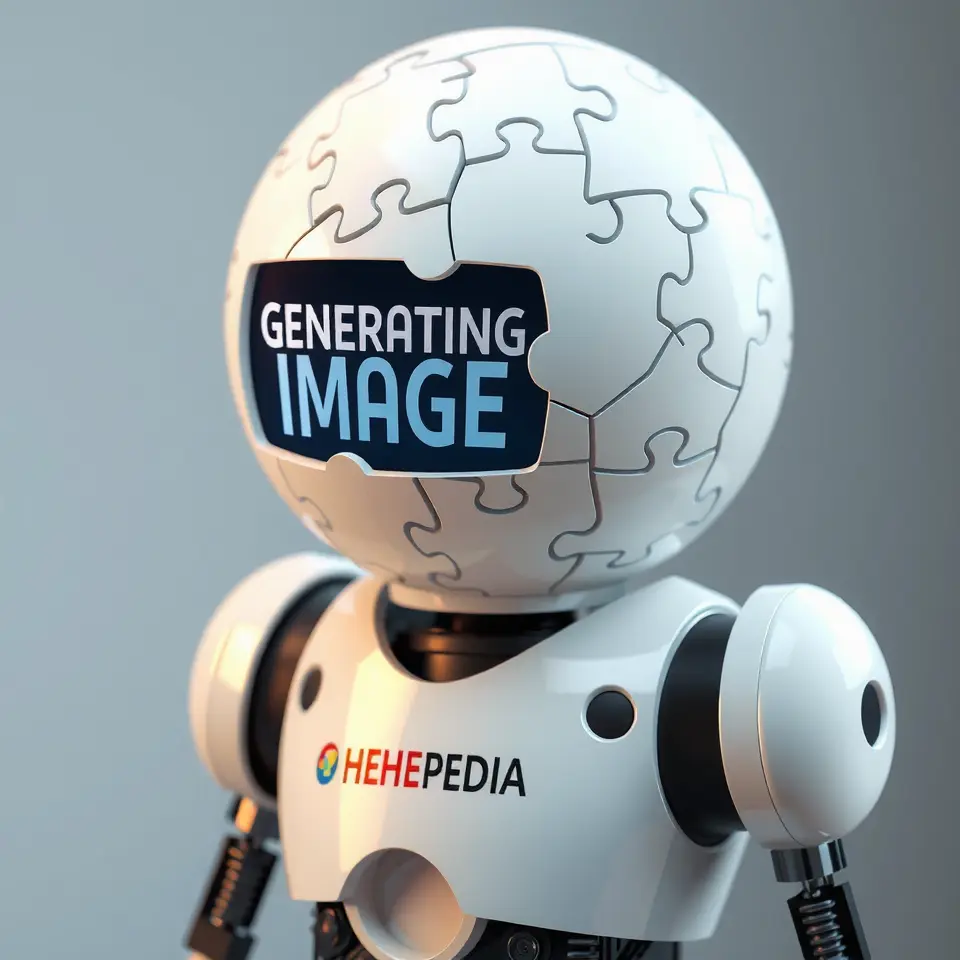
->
(184, 553, 363, 960)
(659, 583, 894, 960)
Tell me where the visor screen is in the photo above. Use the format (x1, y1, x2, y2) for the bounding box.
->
(246, 259, 550, 476)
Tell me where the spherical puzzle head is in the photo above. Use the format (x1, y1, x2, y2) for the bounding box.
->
(224, 26, 793, 612)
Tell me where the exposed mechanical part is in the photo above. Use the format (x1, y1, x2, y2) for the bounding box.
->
(772, 841, 847, 884)
(385, 602, 576, 682)
(310, 905, 678, 960)
(184, 797, 279, 960)
(773, 841, 872, 960)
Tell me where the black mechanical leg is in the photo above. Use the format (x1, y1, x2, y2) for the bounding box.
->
(184, 796, 279, 960)
(773, 841, 871, 960)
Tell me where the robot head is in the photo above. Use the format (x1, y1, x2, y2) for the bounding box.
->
(224, 27, 792, 612)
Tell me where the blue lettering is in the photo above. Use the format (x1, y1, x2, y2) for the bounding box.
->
(406, 359, 455, 448)
(278, 353, 515, 454)
(297, 354, 350, 439)
(465, 361, 507, 449)
(357, 356, 400, 444)
(276, 353, 294, 435)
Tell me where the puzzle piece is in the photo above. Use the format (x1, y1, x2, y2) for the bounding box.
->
(711, 137, 775, 238)
(660, 191, 774, 386)
(413, 460, 596, 596)
(450, 125, 689, 414)
(432, 45, 612, 161)
(433, 402, 591, 539)
(232, 75, 437, 293)
(306, 56, 468, 238)
(593, 322, 739, 470)
(625, 57, 669, 93)
(305, 154, 335, 198)
(288, 182, 455, 280)
(225, 158, 320, 313)
(450, 476, 528, 513)
(695, 250, 792, 510)
(438, 403, 590, 527)
(271, 61, 400, 179)
(270, 455, 333, 543)
(548, 552, 624, 594)
(540, 402, 591, 463)
(552, 432, 717, 570)
(692, 103, 775, 237)
(555, 47, 724, 228)
(556, 44, 667, 97)
(549, 533, 682, 594)
(262, 452, 458, 585)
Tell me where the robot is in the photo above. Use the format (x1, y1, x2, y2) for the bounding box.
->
(184, 27, 895, 960)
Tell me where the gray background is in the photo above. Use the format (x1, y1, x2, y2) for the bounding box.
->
(1, 0, 956, 956)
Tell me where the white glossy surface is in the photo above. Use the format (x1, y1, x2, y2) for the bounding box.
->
(223, 26, 793, 609)
(278, 574, 747, 944)
(188, 552, 362, 806)
(343, 850, 488, 960)
(719, 584, 895, 848)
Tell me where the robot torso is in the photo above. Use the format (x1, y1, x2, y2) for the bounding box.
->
(277, 574, 748, 943)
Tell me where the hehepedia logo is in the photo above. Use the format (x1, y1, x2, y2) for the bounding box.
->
(314, 746, 526, 797)
(316, 742, 339, 785)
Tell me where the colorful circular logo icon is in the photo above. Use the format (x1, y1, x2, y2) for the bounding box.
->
(316, 742, 339, 785)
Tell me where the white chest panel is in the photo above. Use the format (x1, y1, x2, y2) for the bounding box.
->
(278, 574, 747, 942)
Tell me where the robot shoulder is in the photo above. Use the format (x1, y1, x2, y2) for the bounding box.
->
(188, 552, 364, 806)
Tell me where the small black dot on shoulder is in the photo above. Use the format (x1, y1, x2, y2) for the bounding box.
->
(300, 667, 323, 711)
(585, 689, 635, 740)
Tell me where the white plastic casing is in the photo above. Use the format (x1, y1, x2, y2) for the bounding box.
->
(279, 573, 747, 951)
(719, 584, 895, 849)
(188, 552, 362, 807)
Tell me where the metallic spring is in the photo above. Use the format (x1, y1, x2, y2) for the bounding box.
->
(796, 894, 847, 959)
(209, 838, 272, 930)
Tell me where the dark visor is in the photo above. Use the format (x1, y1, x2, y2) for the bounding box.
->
(245, 258, 550, 476)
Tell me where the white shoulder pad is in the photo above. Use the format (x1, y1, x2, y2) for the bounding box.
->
(189, 552, 363, 807)
(719, 583, 895, 848)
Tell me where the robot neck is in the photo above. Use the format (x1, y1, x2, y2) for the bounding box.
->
(385, 602, 576, 682)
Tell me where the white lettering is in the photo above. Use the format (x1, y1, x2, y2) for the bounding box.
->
(306, 304, 330, 350)
(386, 306, 412, 353)
(259, 302, 528, 355)
(495, 308, 526, 356)
(444, 306, 454, 354)
(459, 307, 490, 355)
(334, 304, 355, 351)
(284, 303, 303, 349)
(358, 305, 383, 352)
(415, 306, 442, 353)
(260, 302, 283, 348)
